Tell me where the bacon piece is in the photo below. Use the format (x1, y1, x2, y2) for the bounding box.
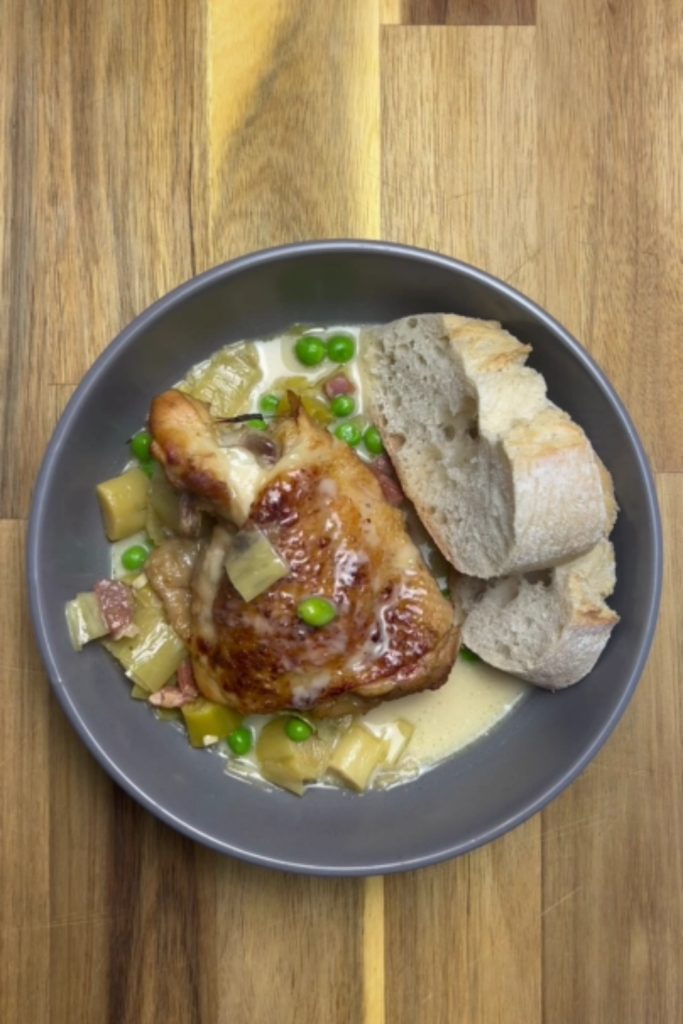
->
(94, 580, 138, 640)
(323, 374, 356, 399)
(148, 685, 194, 708)
(369, 456, 404, 507)
(148, 661, 199, 709)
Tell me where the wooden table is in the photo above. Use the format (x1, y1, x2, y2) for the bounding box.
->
(2, 2, 681, 1021)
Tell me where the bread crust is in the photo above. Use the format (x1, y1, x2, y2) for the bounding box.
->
(457, 540, 619, 688)
(362, 314, 617, 578)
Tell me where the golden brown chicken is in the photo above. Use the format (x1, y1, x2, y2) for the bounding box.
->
(149, 390, 459, 717)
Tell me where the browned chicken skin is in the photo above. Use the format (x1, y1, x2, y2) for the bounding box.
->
(149, 389, 460, 716)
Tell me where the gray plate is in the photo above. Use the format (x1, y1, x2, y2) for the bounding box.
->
(28, 241, 662, 876)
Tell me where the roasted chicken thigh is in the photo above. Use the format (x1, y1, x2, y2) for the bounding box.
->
(149, 389, 459, 716)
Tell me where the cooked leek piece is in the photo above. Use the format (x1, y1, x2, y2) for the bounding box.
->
(102, 585, 162, 669)
(110, 530, 148, 580)
(126, 621, 186, 692)
(225, 529, 288, 602)
(65, 592, 109, 651)
(301, 393, 334, 425)
(145, 502, 167, 546)
(181, 699, 242, 748)
(129, 683, 148, 700)
(178, 342, 262, 418)
(154, 707, 182, 722)
(101, 584, 185, 691)
(147, 466, 181, 534)
(256, 718, 331, 796)
(258, 761, 306, 797)
(329, 722, 388, 792)
(374, 719, 414, 768)
(271, 375, 334, 425)
(96, 467, 149, 541)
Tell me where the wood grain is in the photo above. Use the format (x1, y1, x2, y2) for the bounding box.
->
(536, 0, 683, 470)
(0, 523, 52, 1023)
(385, 828, 542, 1023)
(384, 0, 536, 24)
(208, 0, 380, 259)
(193, 855, 364, 1024)
(2, 1, 682, 1022)
(542, 475, 683, 1023)
(381, 26, 538, 297)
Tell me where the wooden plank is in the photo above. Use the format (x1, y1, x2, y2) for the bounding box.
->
(381, 27, 538, 298)
(46, 707, 116, 1023)
(208, 0, 381, 259)
(191, 852, 364, 1024)
(0, 522, 52, 1023)
(536, 0, 683, 471)
(0, 2, 63, 519)
(381, 26, 542, 1024)
(363, 876, 386, 1024)
(385, 0, 536, 24)
(384, 828, 542, 1023)
(0, 0, 207, 519)
(542, 474, 683, 1024)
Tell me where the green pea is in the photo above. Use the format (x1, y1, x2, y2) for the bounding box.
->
(440, 587, 452, 601)
(326, 333, 356, 364)
(248, 418, 268, 431)
(139, 459, 156, 478)
(294, 335, 327, 367)
(334, 421, 362, 447)
(121, 544, 149, 572)
(259, 393, 281, 415)
(285, 717, 315, 743)
(297, 596, 337, 628)
(130, 431, 152, 462)
(363, 425, 384, 455)
(330, 394, 356, 418)
(227, 726, 253, 756)
(459, 644, 480, 663)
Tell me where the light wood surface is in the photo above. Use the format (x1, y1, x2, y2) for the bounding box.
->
(1, 2, 681, 1021)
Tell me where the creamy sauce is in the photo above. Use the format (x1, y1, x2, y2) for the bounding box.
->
(364, 658, 527, 783)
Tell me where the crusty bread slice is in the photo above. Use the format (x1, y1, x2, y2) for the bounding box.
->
(361, 314, 617, 578)
(456, 540, 619, 688)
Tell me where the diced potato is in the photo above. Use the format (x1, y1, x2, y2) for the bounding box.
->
(256, 718, 332, 795)
(96, 468, 149, 541)
(329, 722, 389, 792)
(225, 529, 289, 601)
(126, 621, 186, 692)
(178, 342, 262, 417)
(181, 699, 242, 748)
(147, 466, 181, 534)
(65, 592, 109, 651)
